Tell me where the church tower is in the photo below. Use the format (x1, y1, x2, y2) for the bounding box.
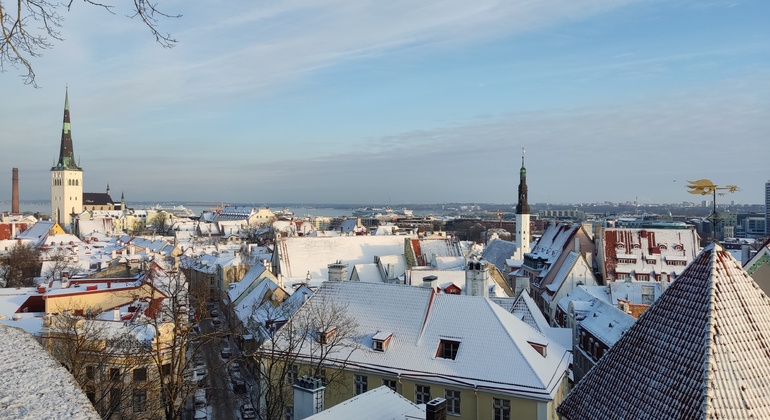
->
(514, 149, 531, 259)
(51, 88, 83, 228)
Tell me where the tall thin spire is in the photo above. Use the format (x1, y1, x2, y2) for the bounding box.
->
(516, 148, 530, 214)
(54, 87, 80, 171)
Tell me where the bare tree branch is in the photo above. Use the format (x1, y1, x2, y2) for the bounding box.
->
(0, 0, 179, 87)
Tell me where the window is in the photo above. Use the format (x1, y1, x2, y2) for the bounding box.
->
(132, 389, 147, 413)
(493, 398, 510, 420)
(162, 363, 171, 377)
(133, 368, 147, 382)
(641, 285, 655, 305)
(287, 364, 298, 385)
(109, 387, 121, 412)
(85, 365, 95, 381)
(437, 340, 460, 360)
(355, 375, 368, 395)
(383, 379, 397, 392)
(636, 274, 649, 281)
(109, 368, 121, 382)
(415, 384, 431, 405)
(445, 389, 461, 415)
(317, 327, 336, 344)
(285, 405, 294, 420)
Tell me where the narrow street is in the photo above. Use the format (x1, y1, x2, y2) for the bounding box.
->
(194, 303, 258, 420)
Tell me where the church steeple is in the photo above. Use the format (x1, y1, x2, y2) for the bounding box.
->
(516, 149, 530, 215)
(53, 87, 81, 171)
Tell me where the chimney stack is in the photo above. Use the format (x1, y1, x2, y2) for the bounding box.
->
(426, 398, 447, 420)
(11, 168, 19, 214)
(293, 376, 325, 419)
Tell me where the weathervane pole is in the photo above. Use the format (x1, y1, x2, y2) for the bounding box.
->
(686, 179, 740, 243)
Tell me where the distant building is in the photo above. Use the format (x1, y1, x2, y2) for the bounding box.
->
(595, 226, 699, 283)
(766, 180, 770, 235)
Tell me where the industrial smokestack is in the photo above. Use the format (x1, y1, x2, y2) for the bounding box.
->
(11, 168, 19, 214)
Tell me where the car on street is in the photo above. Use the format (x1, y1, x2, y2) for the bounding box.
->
(212, 316, 221, 326)
(210, 309, 219, 317)
(231, 371, 247, 394)
(221, 346, 232, 359)
(228, 361, 240, 375)
(240, 403, 257, 420)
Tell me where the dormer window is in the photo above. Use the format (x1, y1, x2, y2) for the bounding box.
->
(528, 341, 548, 357)
(317, 327, 336, 345)
(437, 339, 460, 360)
(372, 332, 392, 352)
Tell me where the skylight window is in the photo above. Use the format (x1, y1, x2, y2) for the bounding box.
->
(437, 340, 460, 360)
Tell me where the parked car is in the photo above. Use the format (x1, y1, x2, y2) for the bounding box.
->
(231, 371, 247, 394)
(194, 408, 209, 420)
(228, 361, 241, 375)
(221, 346, 232, 359)
(240, 403, 257, 420)
(212, 316, 221, 326)
(194, 389, 207, 410)
(210, 309, 219, 317)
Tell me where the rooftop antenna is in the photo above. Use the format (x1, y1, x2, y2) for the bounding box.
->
(686, 179, 740, 243)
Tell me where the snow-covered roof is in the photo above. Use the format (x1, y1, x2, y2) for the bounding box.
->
(558, 243, 770, 419)
(573, 298, 636, 347)
(481, 239, 517, 272)
(275, 235, 414, 282)
(351, 264, 382, 283)
(15, 220, 55, 244)
(304, 385, 424, 420)
(0, 324, 100, 420)
(267, 281, 571, 399)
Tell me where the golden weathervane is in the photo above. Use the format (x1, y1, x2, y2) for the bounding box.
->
(686, 179, 740, 242)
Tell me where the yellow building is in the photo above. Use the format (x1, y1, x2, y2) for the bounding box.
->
(258, 281, 572, 420)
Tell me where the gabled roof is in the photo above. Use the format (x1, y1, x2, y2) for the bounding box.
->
(268, 281, 571, 399)
(481, 239, 517, 272)
(557, 243, 770, 420)
(511, 290, 550, 334)
(305, 385, 424, 420)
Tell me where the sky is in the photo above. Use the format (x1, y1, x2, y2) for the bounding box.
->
(0, 0, 768, 206)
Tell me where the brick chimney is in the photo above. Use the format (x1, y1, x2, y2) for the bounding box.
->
(11, 168, 19, 214)
(426, 397, 447, 420)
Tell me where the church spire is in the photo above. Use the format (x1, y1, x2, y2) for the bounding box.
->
(516, 148, 530, 214)
(54, 87, 81, 171)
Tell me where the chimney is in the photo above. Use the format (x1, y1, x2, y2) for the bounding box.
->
(465, 260, 489, 298)
(11, 168, 19, 214)
(574, 236, 581, 254)
(327, 261, 349, 282)
(426, 398, 447, 420)
(741, 244, 751, 266)
(293, 376, 325, 420)
(422, 275, 438, 290)
(113, 308, 120, 321)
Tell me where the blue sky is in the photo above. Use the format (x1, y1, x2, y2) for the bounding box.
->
(1, 0, 768, 205)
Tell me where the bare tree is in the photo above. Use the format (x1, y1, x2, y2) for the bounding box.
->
(42, 310, 156, 419)
(0, 242, 40, 287)
(41, 246, 84, 280)
(133, 260, 224, 420)
(253, 294, 359, 420)
(0, 0, 179, 87)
